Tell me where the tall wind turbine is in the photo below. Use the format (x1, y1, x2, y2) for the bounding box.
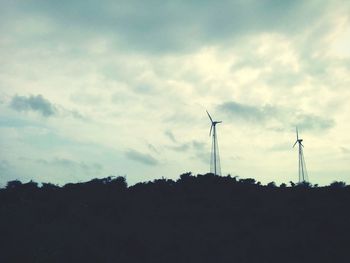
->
(206, 110, 222, 175)
(293, 127, 308, 183)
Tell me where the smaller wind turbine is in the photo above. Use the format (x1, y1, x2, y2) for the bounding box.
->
(206, 110, 222, 175)
(293, 127, 308, 183)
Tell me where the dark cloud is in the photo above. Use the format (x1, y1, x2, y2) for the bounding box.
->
(9, 94, 86, 120)
(218, 101, 334, 132)
(125, 150, 158, 166)
(4, 0, 332, 54)
(10, 94, 56, 117)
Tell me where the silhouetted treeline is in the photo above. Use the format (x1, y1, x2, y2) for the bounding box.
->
(0, 173, 350, 263)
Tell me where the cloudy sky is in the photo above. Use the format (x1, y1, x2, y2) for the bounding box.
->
(1, 0, 350, 186)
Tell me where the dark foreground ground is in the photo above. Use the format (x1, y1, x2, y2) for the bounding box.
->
(0, 173, 350, 263)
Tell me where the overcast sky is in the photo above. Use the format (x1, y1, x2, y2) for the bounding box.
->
(1, 0, 350, 186)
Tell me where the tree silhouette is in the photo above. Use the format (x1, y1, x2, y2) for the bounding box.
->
(0, 174, 349, 263)
(329, 181, 346, 188)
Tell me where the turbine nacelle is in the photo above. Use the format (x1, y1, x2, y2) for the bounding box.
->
(206, 110, 222, 136)
(212, 121, 222, 126)
(293, 127, 304, 148)
(293, 140, 304, 148)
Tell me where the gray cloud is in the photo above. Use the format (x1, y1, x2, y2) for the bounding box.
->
(134, 84, 155, 94)
(164, 130, 177, 143)
(147, 143, 159, 154)
(168, 143, 190, 152)
(166, 139, 209, 165)
(10, 94, 56, 117)
(192, 141, 206, 151)
(218, 101, 334, 131)
(167, 140, 206, 153)
(3, 0, 333, 54)
(193, 151, 210, 164)
(218, 101, 273, 123)
(192, 141, 209, 164)
(9, 94, 86, 120)
(125, 149, 158, 166)
(268, 143, 292, 152)
(36, 158, 103, 174)
(296, 114, 334, 131)
(60, 108, 87, 120)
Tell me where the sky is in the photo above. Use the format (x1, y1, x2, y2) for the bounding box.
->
(1, 0, 350, 186)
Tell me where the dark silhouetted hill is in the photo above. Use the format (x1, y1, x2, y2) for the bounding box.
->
(0, 173, 349, 263)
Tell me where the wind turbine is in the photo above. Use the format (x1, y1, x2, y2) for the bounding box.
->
(206, 110, 222, 175)
(293, 127, 308, 183)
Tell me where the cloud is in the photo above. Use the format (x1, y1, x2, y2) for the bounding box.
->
(168, 143, 190, 152)
(340, 147, 350, 154)
(166, 140, 209, 165)
(36, 158, 103, 174)
(9, 94, 86, 120)
(218, 101, 269, 123)
(164, 130, 177, 143)
(191, 141, 209, 164)
(167, 140, 206, 153)
(60, 108, 87, 120)
(218, 101, 334, 131)
(10, 94, 56, 117)
(193, 151, 210, 164)
(2, 0, 333, 54)
(147, 143, 159, 154)
(268, 143, 293, 152)
(192, 141, 206, 151)
(296, 114, 334, 131)
(125, 150, 158, 166)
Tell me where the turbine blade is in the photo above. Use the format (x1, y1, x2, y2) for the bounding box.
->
(209, 125, 213, 136)
(293, 141, 298, 148)
(296, 126, 299, 140)
(206, 110, 213, 123)
(301, 143, 304, 148)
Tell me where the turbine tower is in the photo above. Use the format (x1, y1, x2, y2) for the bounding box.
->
(206, 110, 222, 175)
(293, 127, 308, 183)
